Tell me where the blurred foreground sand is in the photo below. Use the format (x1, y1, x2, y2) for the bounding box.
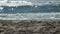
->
(0, 19, 59, 34)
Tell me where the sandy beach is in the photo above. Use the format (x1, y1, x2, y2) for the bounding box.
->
(0, 19, 59, 34)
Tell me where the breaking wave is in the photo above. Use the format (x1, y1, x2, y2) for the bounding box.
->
(0, 1, 60, 6)
(0, 1, 60, 20)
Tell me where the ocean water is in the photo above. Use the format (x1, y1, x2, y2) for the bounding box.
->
(0, 5, 60, 13)
(0, 3, 60, 20)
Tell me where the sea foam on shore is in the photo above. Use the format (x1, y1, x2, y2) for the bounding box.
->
(0, 13, 60, 20)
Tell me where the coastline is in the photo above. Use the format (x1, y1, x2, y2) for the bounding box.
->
(0, 19, 59, 34)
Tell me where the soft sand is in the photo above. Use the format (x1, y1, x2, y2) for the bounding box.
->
(0, 19, 59, 34)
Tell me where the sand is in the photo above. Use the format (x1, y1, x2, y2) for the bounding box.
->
(0, 19, 59, 34)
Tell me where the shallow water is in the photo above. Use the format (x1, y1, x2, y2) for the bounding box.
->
(0, 4, 60, 13)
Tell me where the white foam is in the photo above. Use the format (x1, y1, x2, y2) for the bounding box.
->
(0, 7, 4, 10)
(0, 1, 60, 7)
(0, 0, 33, 6)
(0, 13, 60, 20)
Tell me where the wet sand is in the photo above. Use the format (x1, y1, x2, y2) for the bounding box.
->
(0, 19, 59, 34)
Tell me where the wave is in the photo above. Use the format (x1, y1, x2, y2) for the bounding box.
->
(0, 13, 60, 20)
(0, 1, 60, 6)
(0, 4, 60, 14)
(0, 0, 33, 6)
(0, 1, 60, 20)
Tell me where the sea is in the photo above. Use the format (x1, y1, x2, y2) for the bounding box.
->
(0, 2, 60, 20)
